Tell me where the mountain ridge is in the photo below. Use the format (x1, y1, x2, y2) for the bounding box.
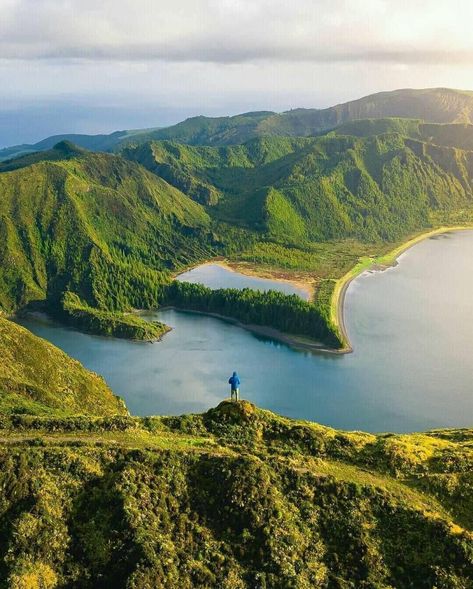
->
(4, 87, 473, 160)
(0, 146, 215, 313)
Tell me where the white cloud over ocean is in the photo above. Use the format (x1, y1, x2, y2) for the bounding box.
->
(1, 0, 473, 146)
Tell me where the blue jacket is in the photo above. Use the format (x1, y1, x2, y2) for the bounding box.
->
(229, 372, 240, 389)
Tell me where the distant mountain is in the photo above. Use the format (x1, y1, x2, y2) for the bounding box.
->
(256, 87, 473, 138)
(0, 139, 88, 172)
(0, 128, 159, 162)
(4, 112, 473, 336)
(118, 88, 473, 148)
(4, 88, 473, 160)
(4, 113, 473, 320)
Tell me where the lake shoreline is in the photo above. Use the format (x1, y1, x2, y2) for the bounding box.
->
(157, 306, 341, 354)
(178, 226, 473, 355)
(21, 227, 472, 354)
(176, 259, 315, 301)
(15, 309, 172, 344)
(332, 225, 473, 353)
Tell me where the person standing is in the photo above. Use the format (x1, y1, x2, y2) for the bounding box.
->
(228, 371, 241, 401)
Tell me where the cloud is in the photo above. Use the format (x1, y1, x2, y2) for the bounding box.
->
(1, 0, 473, 65)
(3, 0, 473, 146)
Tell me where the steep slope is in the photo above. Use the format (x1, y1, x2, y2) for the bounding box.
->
(0, 143, 214, 313)
(124, 130, 473, 244)
(0, 316, 126, 416)
(0, 400, 470, 587)
(258, 87, 473, 139)
(121, 88, 473, 147)
(0, 142, 339, 348)
(331, 117, 473, 151)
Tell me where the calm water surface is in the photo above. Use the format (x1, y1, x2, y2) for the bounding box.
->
(17, 231, 473, 432)
(177, 263, 309, 299)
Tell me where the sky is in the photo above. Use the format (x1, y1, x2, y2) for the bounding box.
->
(1, 0, 473, 147)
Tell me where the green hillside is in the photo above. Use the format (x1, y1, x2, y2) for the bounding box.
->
(121, 87, 473, 147)
(0, 262, 471, 585)
(1, 287, 472, 586)
(256, 88, 473, 140)
(0, 93, 473, 587)
(0, 398, 471, 588)
(124, 129, 473, 244)
(117, 111, 276, 149)
(331, 118, 473, 150)
(0, 142, 214, 314)
(0, 140, 341, 348)
(4, 123, 473, 349)
(0, 316, 126, 416)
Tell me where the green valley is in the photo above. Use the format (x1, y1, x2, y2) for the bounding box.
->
(5, 109, 473, 349)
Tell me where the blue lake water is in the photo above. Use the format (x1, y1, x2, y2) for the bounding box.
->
(16, 231, 473, 432)
(176, 263, 309, 299)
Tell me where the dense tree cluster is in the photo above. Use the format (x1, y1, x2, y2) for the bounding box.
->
(60, 291, 169, 341)
(163, 281, 342, 347)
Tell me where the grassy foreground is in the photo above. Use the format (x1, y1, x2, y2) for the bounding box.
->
(0, 401, 471, 588)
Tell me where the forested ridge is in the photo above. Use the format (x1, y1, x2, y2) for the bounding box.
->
(124, 124, 473, 243)
(162, 282, 342, 347)
(5, 102, 473, 348)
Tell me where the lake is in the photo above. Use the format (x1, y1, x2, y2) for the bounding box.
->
(176, 262, 310, 299)
(16, 231, 473, 433)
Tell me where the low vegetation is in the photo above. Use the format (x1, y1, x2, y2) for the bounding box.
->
(0, 317, 126, 417)
(0, 206, 471, 586)
(0, 399, 470, 588)
(60, 292, 170, 341)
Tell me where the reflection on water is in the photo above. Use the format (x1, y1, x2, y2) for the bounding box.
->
(16, 232, 473, 433)
(177, 263, 309, 300)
